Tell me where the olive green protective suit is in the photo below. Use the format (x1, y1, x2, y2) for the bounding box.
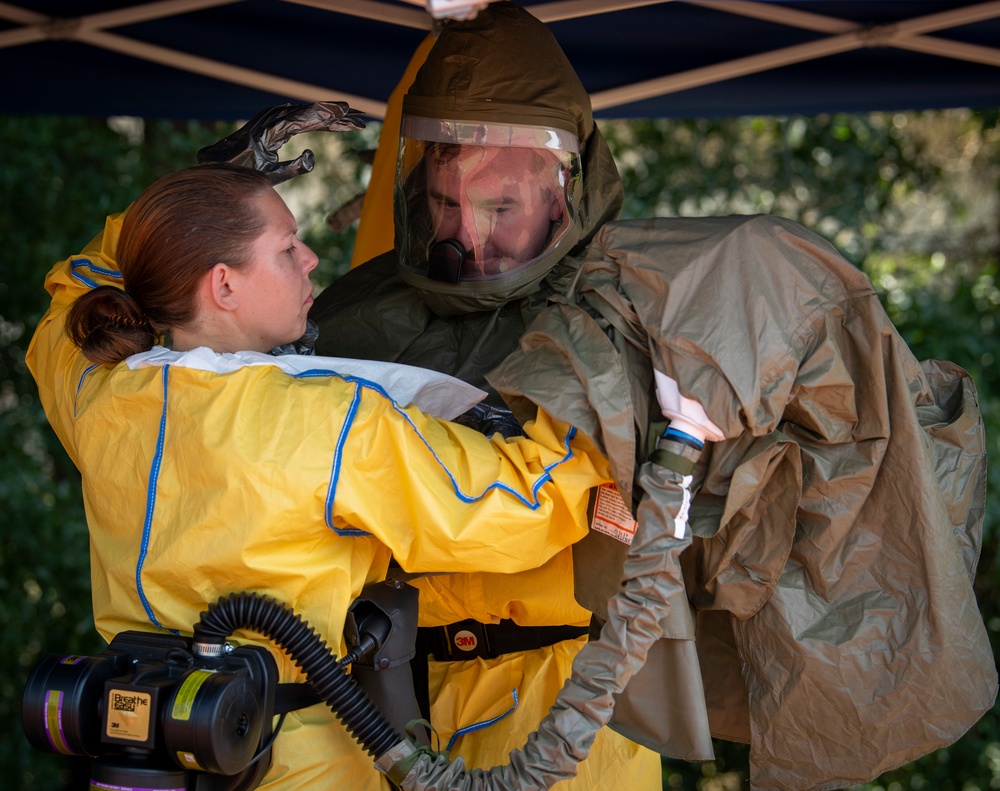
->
(489, 214, 996, 789)
(310, 3, 995, 789)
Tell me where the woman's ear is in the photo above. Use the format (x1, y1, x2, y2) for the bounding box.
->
(205, 263, 239, 311)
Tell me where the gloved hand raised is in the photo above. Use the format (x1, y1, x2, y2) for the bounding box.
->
(197, 101, 366, 185)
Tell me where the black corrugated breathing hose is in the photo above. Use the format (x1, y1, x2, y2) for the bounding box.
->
(191, 591, 405, 757)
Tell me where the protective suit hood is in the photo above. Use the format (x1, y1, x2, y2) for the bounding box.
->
(395, 1, 623, 316)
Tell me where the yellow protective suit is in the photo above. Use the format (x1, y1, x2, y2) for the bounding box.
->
(26, 211, 614, 790)
(412, 557, 658, 788)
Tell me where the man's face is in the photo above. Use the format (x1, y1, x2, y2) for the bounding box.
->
(425, 146, 565, 277)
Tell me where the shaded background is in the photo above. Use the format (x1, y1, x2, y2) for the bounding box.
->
(1, 2, 999, 788)
(2, 107, 997, 791)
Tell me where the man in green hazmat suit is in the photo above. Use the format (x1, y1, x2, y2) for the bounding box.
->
(307, 4, 665, 788)
(299, 3, 998, 789)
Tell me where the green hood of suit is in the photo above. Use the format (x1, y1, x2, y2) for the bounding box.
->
(396, 1, 623, 315)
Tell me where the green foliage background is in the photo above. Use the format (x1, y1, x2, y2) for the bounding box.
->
(0, 110, 996, 790)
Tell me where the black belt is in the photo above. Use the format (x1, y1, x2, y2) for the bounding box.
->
(416, 618, 589, 663)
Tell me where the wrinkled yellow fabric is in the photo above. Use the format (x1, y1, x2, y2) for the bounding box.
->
(414, 560, 662, 789)
(414, 549, 587, 628)
(26, 211, 614, 790)
(426, 638, 660, 789)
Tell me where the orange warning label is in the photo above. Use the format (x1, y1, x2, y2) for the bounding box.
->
(590, 483, 637, 545)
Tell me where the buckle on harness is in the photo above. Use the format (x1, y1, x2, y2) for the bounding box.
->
(436, 620, 493, 661)
(419, 619, 590, 662)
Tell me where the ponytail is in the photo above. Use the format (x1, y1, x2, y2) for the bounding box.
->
(67, 286, 159, 366)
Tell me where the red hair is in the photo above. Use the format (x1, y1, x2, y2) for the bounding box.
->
(68, 164, 273, 365)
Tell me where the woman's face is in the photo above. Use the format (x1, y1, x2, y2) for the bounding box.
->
(235, 188, 319, 352)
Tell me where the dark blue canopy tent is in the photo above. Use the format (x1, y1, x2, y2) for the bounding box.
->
(1, 0, 999, 121)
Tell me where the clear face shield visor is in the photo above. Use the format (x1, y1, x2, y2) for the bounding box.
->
(395, 117, 581, 285)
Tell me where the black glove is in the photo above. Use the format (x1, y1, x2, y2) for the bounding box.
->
(454, 403, 525, 439)
(268, 319, 319, 357)
(197, 101, 366, 185)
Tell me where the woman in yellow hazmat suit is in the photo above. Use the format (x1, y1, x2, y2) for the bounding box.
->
(26, 163, 612, 789)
